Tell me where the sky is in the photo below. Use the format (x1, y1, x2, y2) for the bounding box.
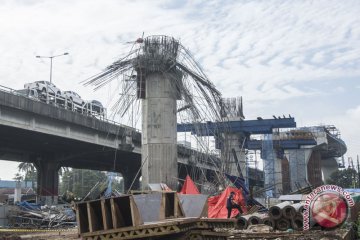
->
(0, 0, 359, 180)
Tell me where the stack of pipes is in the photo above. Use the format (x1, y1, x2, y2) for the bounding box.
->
(237, 201, 304, 231)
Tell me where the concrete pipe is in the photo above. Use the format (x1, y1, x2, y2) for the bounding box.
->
(263, 217, 275, 228)
(282, 205, 296, 219)
(269, 201, 292, 220)
(248, 215, 262, 225)
(249, 213, 269, 225)
(291, 214, 304, 231)
(291, 203, 304, 215)
(276, 218, 290, 231)
(237, 216, 248, 230)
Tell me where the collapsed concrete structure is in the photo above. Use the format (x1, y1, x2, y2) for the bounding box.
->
(85, 35, 223, 190)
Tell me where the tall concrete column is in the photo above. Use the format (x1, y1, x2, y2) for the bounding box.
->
(286, 148, 312, 191)
(262, 134, 275, 197)
(222, 133, 247, 178)
(35, 160, 60, 205)
(274, 156, 283, 195)
(141, 72, 178, 190)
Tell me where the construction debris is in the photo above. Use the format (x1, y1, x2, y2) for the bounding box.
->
(73, 192, 358, 240)
(7, 201, 76, 229)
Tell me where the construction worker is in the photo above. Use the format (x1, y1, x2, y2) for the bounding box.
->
(226, 192, 243, 218)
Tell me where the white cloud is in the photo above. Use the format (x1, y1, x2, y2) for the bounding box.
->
(332, 106, 360, 159)
(0, 0, 360, 178)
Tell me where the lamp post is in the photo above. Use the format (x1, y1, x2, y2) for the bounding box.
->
(36, 53, 69, 84)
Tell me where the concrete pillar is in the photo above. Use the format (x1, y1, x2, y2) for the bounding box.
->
(307, 150, 322, 186)
(274, 156, 283, 195)
(281, 157, 291, 194)
(14, 181, 21, 203)
(141, 72, 178, 190)
(262, 134, 275, 197)
(221, 133, 247, 188)
(286, 148, 312, 191)
(35, 160, 59, 205)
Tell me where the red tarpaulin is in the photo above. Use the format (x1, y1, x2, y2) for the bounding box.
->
(179, 175, 200, 194)
(208, 186, 247, 218)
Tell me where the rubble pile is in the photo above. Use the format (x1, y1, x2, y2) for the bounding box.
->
(7, 201, 76, 229)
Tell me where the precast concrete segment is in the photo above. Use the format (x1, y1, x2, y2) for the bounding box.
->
(35, 160, 60, 205)
(141, 72, 178, 190)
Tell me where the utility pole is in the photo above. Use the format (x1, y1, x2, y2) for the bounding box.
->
(36, 52, 69, 84)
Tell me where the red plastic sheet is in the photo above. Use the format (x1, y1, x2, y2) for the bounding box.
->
(180, 175, 200, 194)
(208, 186, 247, 218)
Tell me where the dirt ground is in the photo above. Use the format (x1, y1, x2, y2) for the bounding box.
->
(0, 228, 79, 240)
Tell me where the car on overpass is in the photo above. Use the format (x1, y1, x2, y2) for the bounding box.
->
(63, 91, 85, 106)
(24, 81, 62, 96)
(85, 100, 105, 116)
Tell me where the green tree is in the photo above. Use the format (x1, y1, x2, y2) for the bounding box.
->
(327, 168, 358, 188)
(17, 162, 37, 189)
(13, 173, 23, 181)
(59, 168, 107, 198)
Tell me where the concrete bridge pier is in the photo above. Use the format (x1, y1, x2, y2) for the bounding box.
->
(141, 72, 179, 190)
(35, 158, 60, 205)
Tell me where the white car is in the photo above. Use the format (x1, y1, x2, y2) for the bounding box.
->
(24, 81, 62, 96)
(63, 91, 85, 106)
(85, 100, 105, 115)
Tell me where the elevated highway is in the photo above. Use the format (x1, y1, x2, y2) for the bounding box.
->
(0, 89, 219, 202)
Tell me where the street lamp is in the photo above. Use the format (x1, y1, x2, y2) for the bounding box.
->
(36, 52, 69, 84)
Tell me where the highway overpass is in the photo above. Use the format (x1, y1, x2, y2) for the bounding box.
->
(0, 89, 219, 203)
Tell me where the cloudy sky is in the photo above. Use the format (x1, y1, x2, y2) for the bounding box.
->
(0, 0, 359, 180)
